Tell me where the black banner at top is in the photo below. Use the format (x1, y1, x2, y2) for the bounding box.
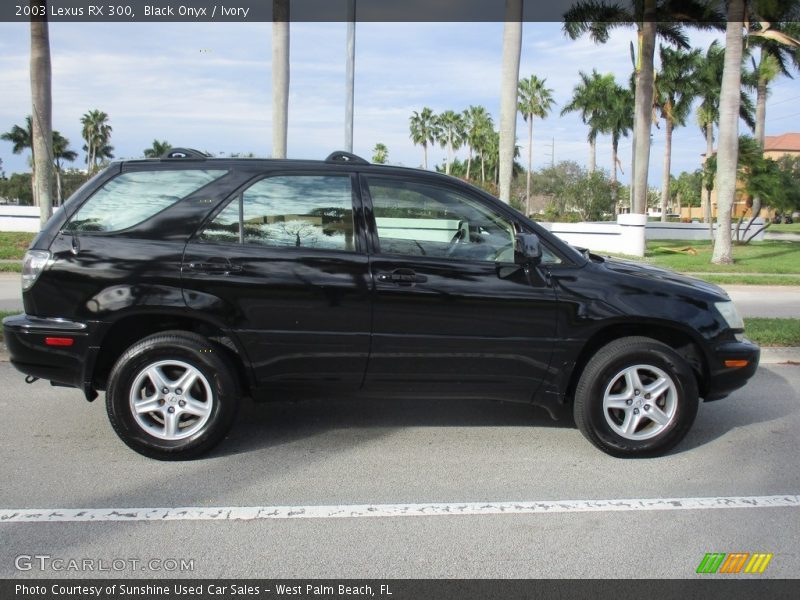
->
(3, 0, 787, 24)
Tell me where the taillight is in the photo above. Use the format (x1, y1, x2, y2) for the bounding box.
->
(21, 250, 51, 291)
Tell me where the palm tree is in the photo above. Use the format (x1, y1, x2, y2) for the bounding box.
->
(436, 110, 465, 175)
(564, 0, 722, 214)
(30, 0, 54, 223)
(561, 70, 613, 172)
(655, 45, 701, 221)
(462, 105, 493, 181)
(272, 0, 290, 158)
(498, 0, 523, 204)
(81, 109, 113, 173)
(371, 142, 388, 164)
(52, 131, 77, 204)
(711, 0, 746, 265)
(517, 75, 555, 214)
(409, 107, 438, 170)
(601, 81, 634, 186)
(695, 41, 756, 226)
(2, 117, 35, 205)
(143, 140, 172, 158)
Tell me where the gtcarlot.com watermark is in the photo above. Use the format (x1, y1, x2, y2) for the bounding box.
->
(15, 554, 195, 573)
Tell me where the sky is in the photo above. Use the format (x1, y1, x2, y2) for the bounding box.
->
(1, 20, 799, 188)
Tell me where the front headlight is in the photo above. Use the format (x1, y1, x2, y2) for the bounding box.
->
(21, 250, 51, 291)
(714, 300, 744, 330)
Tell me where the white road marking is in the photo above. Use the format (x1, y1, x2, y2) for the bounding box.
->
(1, 494, 798, 524)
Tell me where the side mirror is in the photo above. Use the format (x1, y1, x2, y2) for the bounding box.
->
(514, 233, 542, 266)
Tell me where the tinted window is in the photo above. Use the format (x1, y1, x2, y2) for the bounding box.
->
(65, 170, 226, 233)
(200, 175, 356, 252)
(367, 177, 516, 263)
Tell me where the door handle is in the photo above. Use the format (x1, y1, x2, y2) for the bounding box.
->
(185, 260, 242, 274)
(376, 269, 427, 285)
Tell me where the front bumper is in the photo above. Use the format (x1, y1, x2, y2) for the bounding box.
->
(704, 338, 761, 401)
(2, 313, 97, 398)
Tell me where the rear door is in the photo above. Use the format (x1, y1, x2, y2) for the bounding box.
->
(181, 170, 372, 389)
(361, 174, 558, 400)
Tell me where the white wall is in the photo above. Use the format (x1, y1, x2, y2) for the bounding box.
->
(645, 220, 765, 241)
(0, 206, 39, 232)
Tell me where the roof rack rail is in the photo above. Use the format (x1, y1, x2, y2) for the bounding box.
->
(325, 150, 369, 165)
(161, 148, 209, 160)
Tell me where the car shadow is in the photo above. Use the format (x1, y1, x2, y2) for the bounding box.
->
(669, 366, 797, 455)
(214, 394, 572, 458)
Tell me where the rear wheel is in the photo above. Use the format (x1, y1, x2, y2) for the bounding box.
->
(573, 337, 699, 457)
(106, 331, 239, 460)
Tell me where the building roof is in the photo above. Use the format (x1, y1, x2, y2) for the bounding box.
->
(764, 133, 800, 152)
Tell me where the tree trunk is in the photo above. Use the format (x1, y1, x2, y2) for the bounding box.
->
(526, 116, 533, 215)
(611, 139, 618, 185)
(703, 122, 713, 231)
(480, 155, 485, 183)
(498, 1, 522, 204)
(422, 143, 428, 170)
(712, 5, 745, 265)
(466, 146, 473, 180)
(272, 1, 290, 159)
(660, 119, 673, 222)
(30, 1, 53, 226)
(747, 64, 768, 228)
(446, 135, 452, 175)
(344, 0, 355, 153)
(632, 9, 657, 214)
(588, 136, 596, 173)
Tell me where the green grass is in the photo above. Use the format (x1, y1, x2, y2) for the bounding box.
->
(645, 240, 800, 274)
(0, 232, 34, 260)
(744, 318, 800, 347)
(768, 222, 800, 233)
(0, 263, 21, 272)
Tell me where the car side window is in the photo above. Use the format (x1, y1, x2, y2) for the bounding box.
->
(65, 169, 227, 233)
(366, 177, 517, 263)
(199, 175, 356, 252)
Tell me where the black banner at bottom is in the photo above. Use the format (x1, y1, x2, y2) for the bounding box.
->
(2, 579, 799, 600)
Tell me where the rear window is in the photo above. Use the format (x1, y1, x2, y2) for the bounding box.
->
(64, 169, 226, 233)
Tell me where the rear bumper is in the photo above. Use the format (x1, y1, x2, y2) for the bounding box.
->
(2, 314, 97, 397)
(704, 338, 761, 401)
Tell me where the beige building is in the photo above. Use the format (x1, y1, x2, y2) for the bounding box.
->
(695, 132, 800, 220)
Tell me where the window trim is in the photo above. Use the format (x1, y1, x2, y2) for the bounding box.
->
(192, 170, 367, 255)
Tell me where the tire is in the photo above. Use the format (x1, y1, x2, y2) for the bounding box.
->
(573, 336, 699, 458)
(106, 331, 240, 460)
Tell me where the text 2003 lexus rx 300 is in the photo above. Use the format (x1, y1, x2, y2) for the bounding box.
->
(3, 149, 759, 459)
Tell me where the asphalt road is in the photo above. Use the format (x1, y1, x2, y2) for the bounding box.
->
(0, 273, 798, 318)
(0, 362, 798, 579)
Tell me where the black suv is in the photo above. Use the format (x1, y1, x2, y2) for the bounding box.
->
(3, 149, 759, 459)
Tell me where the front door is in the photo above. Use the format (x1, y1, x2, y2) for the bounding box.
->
(182, 172, 371, 388)
(361, 175, 558, 400)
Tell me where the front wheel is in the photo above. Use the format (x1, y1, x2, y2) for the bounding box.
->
(573, 337, 699, 458)
(106, 331, 239, 460)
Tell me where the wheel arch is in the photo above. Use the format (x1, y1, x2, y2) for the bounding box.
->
(89, 311, 253, 395)
(564, 320, 711, 405)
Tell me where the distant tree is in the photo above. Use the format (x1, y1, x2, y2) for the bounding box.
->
(81, 109, 113, 173)
(52, 131, 77, 204)
(655, 45, 701, 221)
(409, 107, 438, 170)
(517, 75, 555, 214)
(435, 110, 465, 175)
(372, 142, 388, 164)
(561, 70, 614, 172)
(143, 140, 172, 158)
(462, 105, 493, 181)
